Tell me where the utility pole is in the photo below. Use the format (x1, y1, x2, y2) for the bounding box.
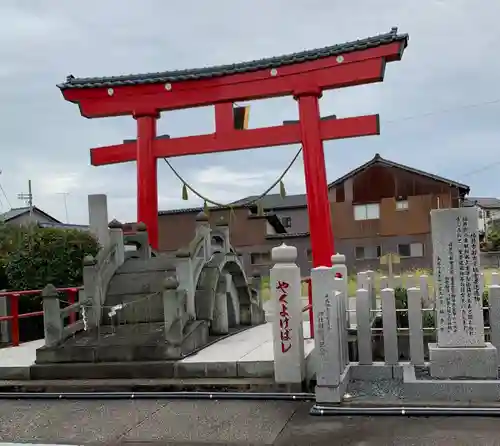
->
(17, 180, 33, 217)
(57, 192, 70, 223)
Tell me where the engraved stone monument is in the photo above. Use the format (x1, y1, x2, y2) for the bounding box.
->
(429, 207, 498, 378)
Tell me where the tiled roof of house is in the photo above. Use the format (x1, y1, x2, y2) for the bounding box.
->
(0, 206, 61, 223)
(463, 197, 500, 209)
(58, 28, 408, 90)
(231, 194, 307, 210)
(328, 153, 470, 193)
(157, 194, 307, 216)
(158, 153, 471, 216)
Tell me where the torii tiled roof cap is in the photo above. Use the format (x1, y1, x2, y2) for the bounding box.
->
(58, 27, 408, 90)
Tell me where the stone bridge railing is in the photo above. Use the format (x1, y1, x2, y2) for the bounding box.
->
(41, 219, 127, 345)
(40, 203, 260, 347)
(174, 211, 252, 319)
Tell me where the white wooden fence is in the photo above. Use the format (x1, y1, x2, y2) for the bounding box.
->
(346, 270, 500, 365)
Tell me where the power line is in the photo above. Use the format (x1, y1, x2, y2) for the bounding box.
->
(384, 98, 500, 125)
(380, 98, 500, 180)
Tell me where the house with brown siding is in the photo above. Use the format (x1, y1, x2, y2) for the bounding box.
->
(150, 153, 470, 276)
(328, 153, 469, 272)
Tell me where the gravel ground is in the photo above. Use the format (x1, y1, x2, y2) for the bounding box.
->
(346, 379, 405, 402)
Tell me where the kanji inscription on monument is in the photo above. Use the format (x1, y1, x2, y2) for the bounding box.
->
(431, 207, 484, 347)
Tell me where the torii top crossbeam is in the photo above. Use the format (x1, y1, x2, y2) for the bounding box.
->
(58, 27, 408, 268)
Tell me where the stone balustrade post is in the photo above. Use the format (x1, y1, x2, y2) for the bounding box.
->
(108, 219, 125, 266)
(251, 270, 263, 310)
(135, 222, 151, 259)
(42, 284, 63, 347)
(175, 251, 195, 319)
(270, 243, 305, 386)
(195, 211, 212, 259)
(162, 276, 186, 344)
(215, 219, 231, 254)
(82, 254, 100, 325)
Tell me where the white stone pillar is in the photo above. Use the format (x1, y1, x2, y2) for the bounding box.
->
(312, 266, 341, 386)
(331, 253, 349, 368)
(270, 243, 305, 385)
(88, 194, 110, 248)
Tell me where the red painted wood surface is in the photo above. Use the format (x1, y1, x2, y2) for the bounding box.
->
(60, 38, 406, 257)
(0, 287, 80, 347)
(62, 43, 401, 116)
(90, 115, 380, 165)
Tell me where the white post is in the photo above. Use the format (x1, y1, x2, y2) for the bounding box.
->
(392, 275, 403, 289)
(406, 274, 416, 289)
(407, 287, 425, 365)
(419, 275, 431, 308)
(491, 272, 500, 286)
(380, 275, 390, 290)
(381, 288, 398, 365)
(356, 288, 372, 365)
(365, 270, 377, 312)
(88, 194, 110, 248)
(270, 244, 305, 385)
(311, 266, 341, 387)
(489, 285, 500, 363)
(332, 253, 349, 368)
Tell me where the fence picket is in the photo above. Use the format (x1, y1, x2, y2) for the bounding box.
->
(381, 287, 398, 365)
(356, 288, 372, 365)
(489, 285, 500, 364)
(407, 287, 425, 366)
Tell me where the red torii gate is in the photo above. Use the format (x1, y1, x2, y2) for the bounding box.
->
(59, 27, 408, 268)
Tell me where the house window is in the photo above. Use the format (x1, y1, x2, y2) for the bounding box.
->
(486, 210, 491, 218)
(250, 252, 271, 265)
(396, 200, 409, 211)
(355, 245, 382, 260)
(479, 210, 484, 219)
(397, 242, 424, 258)
(306, 249, 312, 262)
(281, 216, 292, 228)
(354, 203, 380, 221)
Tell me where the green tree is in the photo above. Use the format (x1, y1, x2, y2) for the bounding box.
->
(2, 224, 99, 291)
(485, 228, 500, 251)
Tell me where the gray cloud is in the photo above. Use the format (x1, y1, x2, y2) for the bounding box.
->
(0, 0, 499, 224)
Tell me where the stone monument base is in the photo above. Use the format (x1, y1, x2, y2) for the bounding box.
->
(429, 342, 498, 379)
(315, 365, 351, 404)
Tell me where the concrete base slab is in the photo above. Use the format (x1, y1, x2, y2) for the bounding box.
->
(403, 364, 500, 402)
(429, 342, 498, 379)
(0, 340, 44, 380)
(349, 362, 403, 381)
(0, 322, 314, 384)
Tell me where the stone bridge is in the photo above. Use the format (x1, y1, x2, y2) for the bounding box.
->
(35, 199, 265, 371)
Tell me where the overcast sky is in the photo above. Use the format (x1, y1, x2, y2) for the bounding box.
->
(0, 0, 499, 224)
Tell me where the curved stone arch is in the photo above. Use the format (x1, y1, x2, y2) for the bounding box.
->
(210, 234, 225, 254)
(194, 253, 253, 333)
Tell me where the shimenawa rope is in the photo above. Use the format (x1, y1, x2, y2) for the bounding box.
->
(162, 146, 303, 216)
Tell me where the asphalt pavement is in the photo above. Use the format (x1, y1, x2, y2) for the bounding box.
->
(1, 399, 500, 444)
